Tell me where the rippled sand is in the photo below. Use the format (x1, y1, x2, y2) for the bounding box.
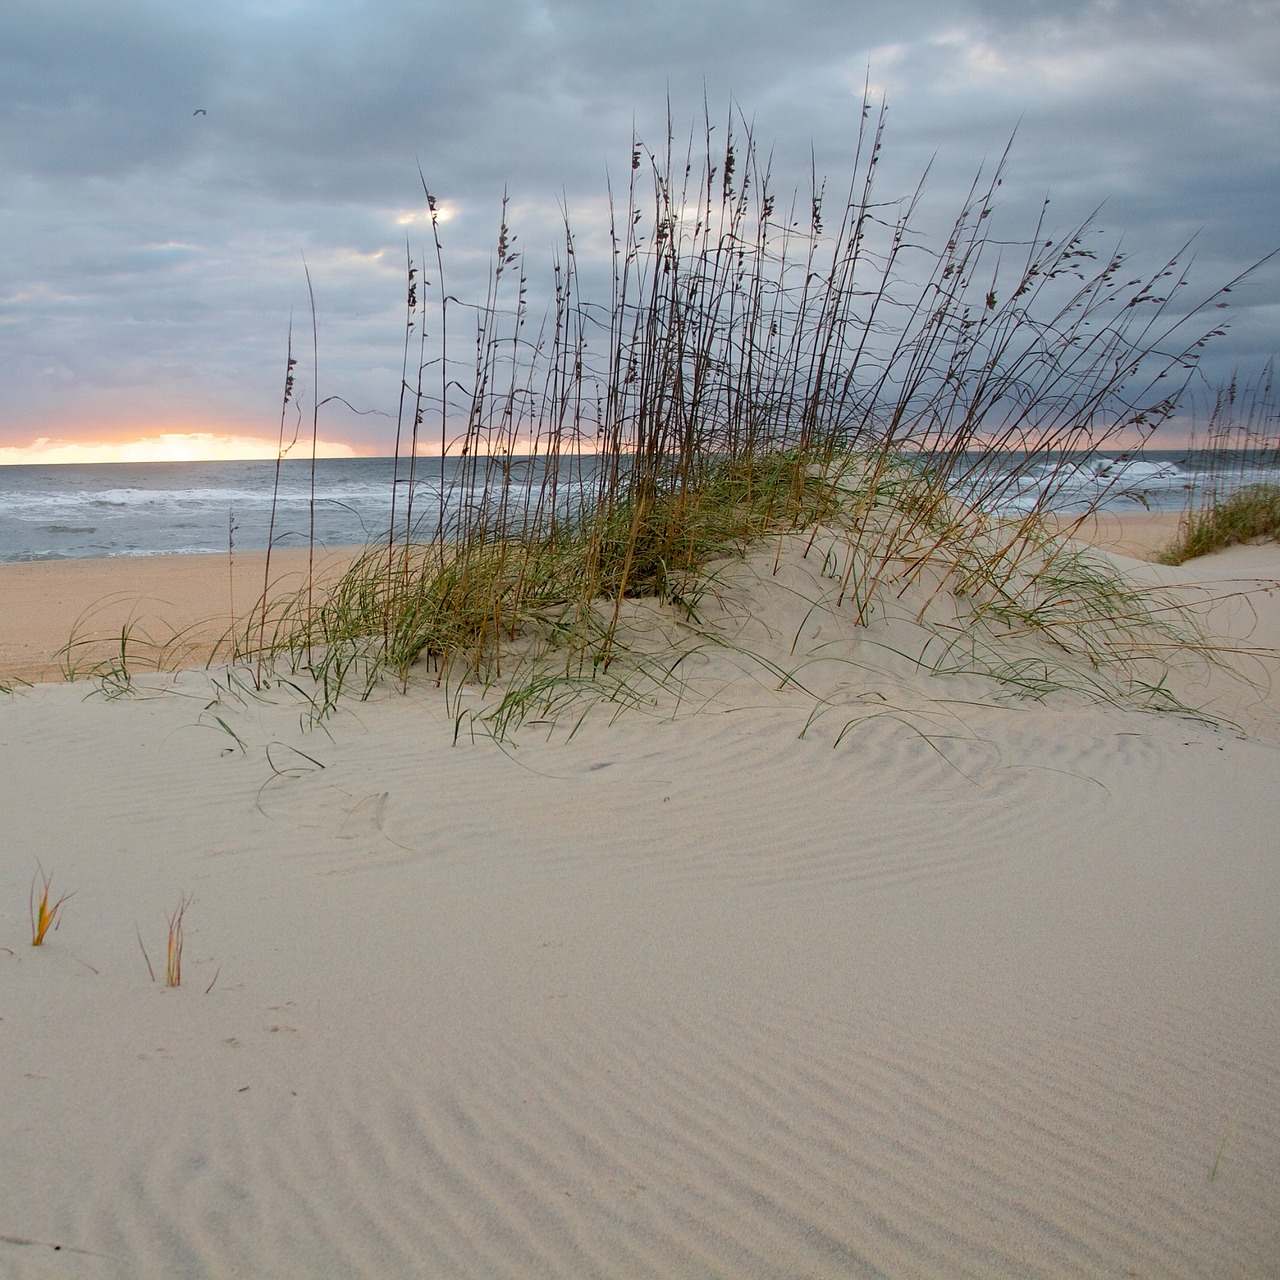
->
(1, 522, 1277, 1277)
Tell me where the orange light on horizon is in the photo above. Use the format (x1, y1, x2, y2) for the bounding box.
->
(0, 432, 366, 466)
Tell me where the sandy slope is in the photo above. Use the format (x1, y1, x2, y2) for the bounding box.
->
(1, 526, 1278, 1278)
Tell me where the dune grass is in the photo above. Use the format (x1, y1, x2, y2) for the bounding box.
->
(56, 602, 220, 692)
(87, 103, 1266, 730)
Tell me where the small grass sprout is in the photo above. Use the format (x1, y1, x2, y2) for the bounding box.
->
(136, 894, 193, 987)
(1209, 1116, 1236, 1183)
(166, 895, 191, 987)
(29, 865, 73, 946)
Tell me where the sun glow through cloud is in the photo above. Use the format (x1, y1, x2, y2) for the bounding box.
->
(394, 202, 456, 227)
(0, 433, 363, 466)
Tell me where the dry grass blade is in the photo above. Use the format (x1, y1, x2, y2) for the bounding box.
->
(136, 923, 156, 983)
(29, 865, 73, 946)
(166, 895, 192, 988)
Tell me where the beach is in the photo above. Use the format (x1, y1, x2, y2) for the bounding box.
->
(2, 512, 1278, 1277)
(0, 547, 362, 686)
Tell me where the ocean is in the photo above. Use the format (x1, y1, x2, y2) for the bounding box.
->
(0, 450, 1276, 564)
(0, 456, 597, 563)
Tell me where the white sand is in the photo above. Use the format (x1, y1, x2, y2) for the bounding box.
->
(1, 524, 1278, 1277)
(1043, 509, 1187, 561)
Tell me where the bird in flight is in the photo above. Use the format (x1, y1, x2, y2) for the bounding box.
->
(192, 109, 207, 116)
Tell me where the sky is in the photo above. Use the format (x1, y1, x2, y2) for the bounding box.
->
(2, 0, 1278, 462)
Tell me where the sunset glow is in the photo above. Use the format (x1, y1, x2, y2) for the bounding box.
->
(0, 433, 364, 466)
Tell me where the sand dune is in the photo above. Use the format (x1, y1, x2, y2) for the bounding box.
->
(1, 522, 1278, 1277)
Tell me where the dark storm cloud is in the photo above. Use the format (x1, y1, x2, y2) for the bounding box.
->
(1, 0, 1276, 449)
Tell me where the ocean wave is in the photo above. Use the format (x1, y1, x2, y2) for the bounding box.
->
(958, 457, 1197, 514)
(1, 453, 1276, 562)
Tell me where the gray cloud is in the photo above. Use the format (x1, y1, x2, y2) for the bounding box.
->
(1, 0, 1276, 450)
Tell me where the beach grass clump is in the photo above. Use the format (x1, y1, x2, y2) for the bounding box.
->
(583, 450, 841, 601)
(29, 866, 73, 946)
(228, 100, 1257, 731)
(249, 448, 838, 707)
(1159, 483, 1280, 564)
(58, 608, 212, 691)
(1159, 367, 1280, 565)
(801, 468, 1212, 710)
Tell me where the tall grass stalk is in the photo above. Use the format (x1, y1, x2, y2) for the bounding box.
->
(304, 261, 321, 664)
(256, 323, 301, 688)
